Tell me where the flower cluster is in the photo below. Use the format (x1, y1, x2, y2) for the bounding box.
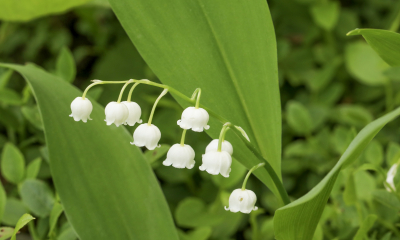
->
(69, 79, 263, 214)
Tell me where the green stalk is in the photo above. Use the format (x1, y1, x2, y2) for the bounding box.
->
(242, 163, 265, 190)
(127, 82, 141, 102)
(217, 123, 230, 151)
(117, 80, 134, 103)
(191, 88, 201, 100)
(180, 129, 187, 146)
(195, 88, 201, 108)
(81, 80, 129, 99)
(147, 89, 168, 125)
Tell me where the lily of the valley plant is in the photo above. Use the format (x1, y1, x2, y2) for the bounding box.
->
(69, 78, 291, 212)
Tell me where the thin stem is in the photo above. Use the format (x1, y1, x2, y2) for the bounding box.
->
(117, 80, 134, 103)
(180, 129, 187, 146)
(191, 88, 201, 100)
(195, 88, 201, 108)
(127, 82, 141, 102)
(82, 80, 129, 99)
(218, 122, 231, 151)
(148, 89, 168, 125)
(133, 80, 227, 123)
(242, 163, 265, 190)
(230, 125, 291, 205)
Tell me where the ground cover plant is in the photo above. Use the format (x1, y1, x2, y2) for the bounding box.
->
(1, 0, 400, 239)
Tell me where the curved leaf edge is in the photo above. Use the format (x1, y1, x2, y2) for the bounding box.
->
(274, 107, 400, 240)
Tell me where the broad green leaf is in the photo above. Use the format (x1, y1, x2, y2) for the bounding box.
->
(0, 227, 14, 240)
(1, 198, 27, 226)
(0, 181, 5, 222)
(274, 107, 400, 240)
(353, 214, 377, 240)
(0, 63, 178, 240)
(310, 1, 340, 31)
(55, 47, 76, 83)
(286, 101, 313, 135)
(1, 143, 25, 184)
(26, 157, 42, 179)
(49, 201, 64, 236)
(20, 179, 55, 217)
(373, 190, 400, 211)
(107, 0, 282, 199)
(0, 0, 91, 21)
(347, 29, 400, 67)
(345, 41, 390, 86)
(11, 214, 35, 240)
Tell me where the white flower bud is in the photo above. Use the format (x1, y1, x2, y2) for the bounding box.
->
(177, 107, 210, 132)
(122, 101, 142, 126)
(105, 102, 129, 127)
(224, 189, 258, 214)
(386, 163, 398, 192)
(131, 123, 161, 150)
(163, 144, 195, 169)
(205, 139, 233, 155)
(69, 97, 93, 123)
(199, 151, 231, 177)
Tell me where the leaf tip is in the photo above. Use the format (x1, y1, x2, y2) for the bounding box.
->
(346, 28, 361, 36)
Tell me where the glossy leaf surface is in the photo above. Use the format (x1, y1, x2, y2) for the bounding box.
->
(108, 0, 282, 197)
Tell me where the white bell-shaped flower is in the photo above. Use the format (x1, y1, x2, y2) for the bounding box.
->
(122, 101, 142, 126)
(69, 97, 93, 122)
(199, 151, 231, 177)
(177, 107, 210, 132)
(205, 139, 233, 155)
(386, 163, 399, 192)
(163, 144, 195, 169)
(131, 123, 161, 150)
(224, 189, 258, 214)
(105, 101, 129, 127)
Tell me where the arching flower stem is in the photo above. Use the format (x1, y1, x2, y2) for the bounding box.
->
(81, 80, 128, 100)
(217, 122, 231, 151)
(80, 79, 291, 205)
(127, 82, 141, 102)
(147, 89, 168, 126)
(117, 80, 134, 103)
(180, 129, 187, 146)
(242, 163, 265, 190)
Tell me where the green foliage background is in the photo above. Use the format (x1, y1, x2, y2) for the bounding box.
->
(1, 0, 400, 239)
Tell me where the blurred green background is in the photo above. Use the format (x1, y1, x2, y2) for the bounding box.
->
(1, 0, 400, 239)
